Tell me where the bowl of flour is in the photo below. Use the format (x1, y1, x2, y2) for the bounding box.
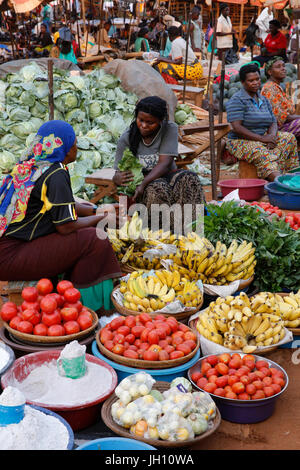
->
(1, 349, 118, 431)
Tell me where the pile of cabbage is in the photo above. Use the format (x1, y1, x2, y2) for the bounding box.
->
(0, 62, 137, 198)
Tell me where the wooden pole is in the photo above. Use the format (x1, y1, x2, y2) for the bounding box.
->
(48, 59, 54, 121)
(182, 10, 192, 103)
(97, 0, 103, 53)
(239, 3, 244, 43)
(208, 11, 218, 200)
(296, 21, 300, 113)
(82, 0, 87, 35)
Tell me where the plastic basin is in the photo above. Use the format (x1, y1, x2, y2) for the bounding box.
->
(0, 343, 15, 377)
(0, 351, 118, 432)
(275, 173, 300, 193)
(76, 437, 156, 450)
(92, 340, 200, 383)
(218, 179, 267, 201)
(265, 182, 300, 210)
(188, 354, 288, 424)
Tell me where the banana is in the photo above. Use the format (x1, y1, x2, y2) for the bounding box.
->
(216, 318, 228, 333)
(150, 298, 159, 311)
(242, 306, 253, 318)
(284, 296, 298, 309)
(253, 318, 271, 337)
(248, 314, 263, 335)
(161, 288, 176, 303)
(157, 284, 168, 297)
(171, 270, 181, 288)
(134, 277, 148, 298)
(243, 344, 257, 353)
(147, 278, 155, 295)
(153, 281, 163, 296)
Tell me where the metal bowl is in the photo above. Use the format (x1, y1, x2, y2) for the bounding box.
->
(188, 353, 288, 424)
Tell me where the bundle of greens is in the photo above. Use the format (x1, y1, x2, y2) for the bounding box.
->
(202, 201, 300, 292)
(117, 147, 144, 197)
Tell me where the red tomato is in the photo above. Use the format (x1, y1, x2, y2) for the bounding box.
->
(252, 380, 264, 390)
(262, 376, 273, 386)
(270, 383, 281, 394)
(178, 323, 190, 333)
(231, 353, 242, 361)
(238, 393, 250, 400)
(42, 310, 62, 327)
(203, 382, 217, 393)
(272, 376, 285, 388)
(110, 317, 125, 330)
(36, 278, 53, 296)
(246, 384, 257, 396)
(228, 358, 242, 369)
(50, 293, 65, 309)
(184, 339, 197, 351)
(242, 354, 256, 364)
(236, 367, 249, 378)
(232, 382, 245, 395)
(252, 390, 265, 400)
(165, 345, 175, 354)
(117, 325, 130, 337)
(158, 350, 169, 361)
(124, 316, 136, 329)
(218, 353, 231, 364)
(130, 325, 144, 338)
(60, 307, 78, 322)
(206, 367, 218, 378)
(9, 316, 22, 330)
(197, 377, 208, 389)
(17, 320, 33, 334)
(225, 391, 237, 399)
(147, 329, 159, 344)
(56, 280, 74, 295)
(191, 371, 203, 383)
(243, 359, 255, 371)
(63, 300, 82, 312)
(123, 349, 139, 359)
(184, 331, 197, 342)
(21, 286, 38, 303)
(113, 333, 125, 344)
(64, 288, 81, 304)
(255, 360, 269, 370)
(260, 366, 271, 377)
(134, 338, 141, 348)
(158, 339, 169, 349)
(215, 363, 229, 376)
(240, 375, 250, 386)
(125, 333, 136, 344)
(112, 343, 125, 355)
(156, 328, 167, 340)
(77, 314, 93, 331)
(128, 345, 138, 352)
(64, 320, 80, 335)
(145, 321, 155, 331)
(176, 343, 191, 356)
(216, 375, 228, 388)
(201, 362, 212, 375)
(139, 342, 150, 351)
(104, 340, 114, 351)
(228, 375, 239, 386)
(22, 309, 41, 325)
(100, 329, 113, 344)
(143, 350, 159, 361)
(214, 388, 226, 397)
(155, 314, 166, 322)
(139, 313, 152, 324)
(263, 386, 275, 398)
(172, 335, 184, 347)
(1, 302, 18, 322)
(48, 324, 66, 336)
(21, 301, 40, 312)
(40, 295, 57, 314)
(248, 372, 257, 383)
(169, 350, 184, 360)
(206, 355, 219, 366)
(33, 323, 48, 336)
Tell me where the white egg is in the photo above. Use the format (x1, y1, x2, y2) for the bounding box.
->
(114, 385, 123, 397)
(138, 384, 149, 396)
(129, 384, 139, 398)
(120, 390, 132, 405)
(120, 377, 131, 390)
(121, 411, 134, 426)
(135, 372, 147, 384)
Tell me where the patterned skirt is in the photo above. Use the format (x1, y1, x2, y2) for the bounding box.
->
(157, 60, 203, 81)
(226, 131, 299, 179)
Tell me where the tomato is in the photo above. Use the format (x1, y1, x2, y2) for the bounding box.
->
(215, 375, 228, 388)
(254, 370, 264, 380)
(206, 355, 219, 366)
(240, 375, 250, 386)
(201, 362, 212, 375)
(9, 316, 22, 330)
(36, 278, 53, 296)
(248, 372, 257, 383)
(260, 366, 271, 377)
(178, 323, 190, 333)
(252, 390, 265, 400)
(191, 371, 203, 383)
(246, 383, 257, 396)
(236, 367, 249, 378)
(263, 386, 275, 398)
(158, 350, 169, 361)
(238, 393, 250, 400)
(117, 325, 130, 337)
(269, 367, 280, 376)
(131, 325, 145, 338)
(215, 363, 229, 376)
(147, 329, 159, 344)
(255, 360, 269, 370)
(21, 301, 40, 313)
(40, 295, 57, 314)
(197, 377, 208, 389)
(165, 345, 175, 354)
(139, 342, 150, 351)
(134, 338, 141, 348)
(76, 313, 92, 331)
(169, 350, 184, 360)
(148, 344, 161, 353)
(184, 331, 197, 342)
(48, 324, 66, 336)
(184, 339, 197, 351)
(56, 280, 74, 295)
(50, 293, 65, 309)
(64, 288, 81, 304)
(42, 310, 62, 327)
(112, 343, 125, 355)
(206, 367, 218, 378)
(218, 353, 231, 364)
(139, 313, 152, 324)
(21, 286, 38, 303)
(109, 317, 125, 331)
(80, 309, 93, 322)
(124, 315, 136, 328)
(123, 349, 139, 359)
(225, 391, 237, 399)
(158, 339, 169, 349)
(272, 376, 285, 388)
(243, 359, 255, 371)
(100, 328, 113, 343)
(113, 333, 125, 344)
(172, 330, 184, 339)
(60, 307, 78, 322)
(214, 388, 226, 397)
(143, 350, 159, 361)
(155, 314, 166, 322)
(228, 358, 242, 369)
(128, 344, 138, 352)
(155, 328, 167, 340)
(63, 300, 82, 312)
(104, 340, 114, 351)
(1, 302, 18, 322)
(270, 383, 281, 394)
(228, 375, 239, 386)
(33, 323, 48, 336)
(252, 380, 264, 390)
(165, 319, 178, 333)
(17, 320, 33, 334)
(232, 382, 245, 395)
(172, 335, 184, 347)
(125, 333, 135, 344)
(262, 376, 273, 386)
(22, 309, 41, 325)
(145, 321, 155, 331)
(203, 382, 217, 394)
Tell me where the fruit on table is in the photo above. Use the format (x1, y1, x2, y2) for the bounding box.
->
(192, 353, 286, 400)
(0, 279, 94, 336)
(196, 291, 297, 353)
(99, 314, 198, 361)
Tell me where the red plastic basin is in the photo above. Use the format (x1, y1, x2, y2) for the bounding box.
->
(218, 179, 267, 201)
(0, 351, 118, 431)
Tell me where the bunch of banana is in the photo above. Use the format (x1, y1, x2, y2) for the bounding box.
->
(196, 292, 286, 353)
(250, 290, 300, 329)
(176, 280, 203, 308)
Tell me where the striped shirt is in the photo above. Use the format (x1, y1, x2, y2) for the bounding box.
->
(226, 88, 276, 139)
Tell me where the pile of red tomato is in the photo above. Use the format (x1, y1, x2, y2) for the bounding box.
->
(190, 353, 286, 401)
(0, 278, 94, 337)
(99, 313, 198, 362)
(249, 201, 300, 230)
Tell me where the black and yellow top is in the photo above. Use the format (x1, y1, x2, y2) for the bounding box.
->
(5, 162, 77, 241)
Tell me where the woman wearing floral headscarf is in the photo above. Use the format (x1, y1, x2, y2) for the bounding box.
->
(0, 120, 121, 312)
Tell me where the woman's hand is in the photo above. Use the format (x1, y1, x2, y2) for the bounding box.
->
(260, 134, 277, 146)
(113, 170, 134, 186)
(132, 182, 145, 202)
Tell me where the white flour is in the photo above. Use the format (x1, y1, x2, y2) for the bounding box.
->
(0, 386, 25, 406)
(0, 405, 69, 450)
(59, 340, 86, 359)
(0, 346, 9, 371)
(13, 359, 113, 406)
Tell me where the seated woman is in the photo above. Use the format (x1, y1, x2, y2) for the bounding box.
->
(225, 63, 298, 181)
(34, 23, 53, 56)
(99, 20, 112, 48)
(134, 27, 150, 52)
(0, 120, 121, 313)
(113, 96, 205, 231)
(261, 57, 300, 140)
(253, 19, 287, 66)
(154, 26, 203, 83)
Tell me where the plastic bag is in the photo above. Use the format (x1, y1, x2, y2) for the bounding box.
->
(187, 391, 217, 420)
(156, 411, 194, 441)
(114, 372, 156, 405)
(161, 388, 194, 418)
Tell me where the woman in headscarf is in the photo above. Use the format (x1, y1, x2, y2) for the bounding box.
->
(0, 120, 121, 313)
(261, 57, 300, 140)
(34, 23, 53, 56)
(113, 96, 205, 231)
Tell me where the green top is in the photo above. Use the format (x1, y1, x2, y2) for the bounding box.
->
(134, 37, 150, 52)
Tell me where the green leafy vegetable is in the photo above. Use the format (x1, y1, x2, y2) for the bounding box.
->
(117, 147, 144, 196)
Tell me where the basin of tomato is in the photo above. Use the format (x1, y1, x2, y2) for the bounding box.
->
(0, 278, 96, 340)
(98, 313, 199, 367)
(188, 353, 288, 423)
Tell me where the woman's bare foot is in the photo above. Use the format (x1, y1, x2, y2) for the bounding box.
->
(266, 171, 281, 182)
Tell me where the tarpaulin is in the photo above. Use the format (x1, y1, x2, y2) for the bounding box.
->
(249, 0, 289, 8)
(10, 0, 43, 13)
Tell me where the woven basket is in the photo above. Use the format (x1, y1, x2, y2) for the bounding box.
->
(96, 328, 200, 369)
(3, 308, 99, 345)
(101, 380, 221, 448)
(111, 286, 204, 322)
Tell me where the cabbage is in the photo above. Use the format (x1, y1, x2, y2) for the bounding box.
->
(0, 150, 17, 171)
(117, 147, 144, 196)
(30, 101, 47, 118)
(33, 81, 49, 99)
(89, 101, 102, 119)
(8, 107, 32, 122)
(20, 90, 36, 107)
(10, 118, 43, 139)
(175, 104, 197, 125)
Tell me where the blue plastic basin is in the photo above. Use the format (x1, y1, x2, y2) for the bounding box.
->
(76, 437, 157, 450)
(91, 341, 200, 383)
(265, 182, 300, 210)
(275, 173, 300, 193)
